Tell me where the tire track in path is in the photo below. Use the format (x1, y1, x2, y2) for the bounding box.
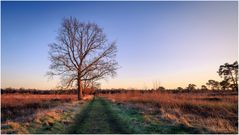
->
(68, 97, 130, 134)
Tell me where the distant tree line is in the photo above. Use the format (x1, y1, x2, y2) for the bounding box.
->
(2, 61, 237, 94)
(1, 87, 95, 95)
(177, 61, 238, 91)
(1, 88, 77, 94)
(150, 61, 238, 91)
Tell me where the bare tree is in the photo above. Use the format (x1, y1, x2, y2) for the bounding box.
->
(82, 79, 100, 95)
(153, 80, 160, 90)
(48, 17, 118, 100)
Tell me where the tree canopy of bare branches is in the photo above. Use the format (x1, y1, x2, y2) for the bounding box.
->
(48, 17, 118, 100)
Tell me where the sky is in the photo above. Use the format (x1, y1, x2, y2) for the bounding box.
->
(1, 1, 238, 90)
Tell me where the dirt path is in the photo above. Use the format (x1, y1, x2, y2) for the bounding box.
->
(67, 97, 131, 134)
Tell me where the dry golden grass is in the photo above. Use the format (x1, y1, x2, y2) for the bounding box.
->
(1, 100, 83, 134)
(1, 94, 77, 108)
(99, 91, 237, 107)
(99, 91, 238, 133)
(1, 94, 78, 122)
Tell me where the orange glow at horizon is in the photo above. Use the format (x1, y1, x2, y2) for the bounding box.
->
(0, 64, 228, 90)
(1, 2, 237, 90)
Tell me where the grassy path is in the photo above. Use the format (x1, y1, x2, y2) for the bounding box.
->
(67, 97, 203, 134)
(67, 97, 131, 134)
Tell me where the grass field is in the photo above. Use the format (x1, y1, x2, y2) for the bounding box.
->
(1, 91, 238, 134)
(1, 100, 85, 134)
(1, 94, 77, 122)
(99, 91, 238, 133)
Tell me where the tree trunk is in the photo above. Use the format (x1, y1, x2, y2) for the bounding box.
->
(77, 79, 83, 100)
(77, 77, 83, 100)
(229, 70, 237, 90)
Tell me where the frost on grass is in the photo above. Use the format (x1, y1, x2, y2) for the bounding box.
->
(99, 91, 238, 133)
(1, 101, 85, 134)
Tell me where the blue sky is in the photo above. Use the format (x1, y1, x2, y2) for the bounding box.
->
(1, 1, 238, 89)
